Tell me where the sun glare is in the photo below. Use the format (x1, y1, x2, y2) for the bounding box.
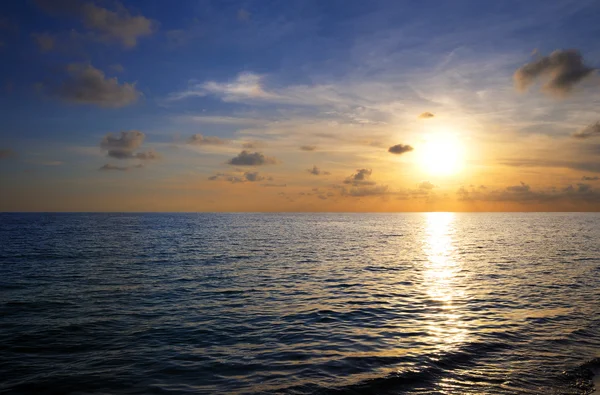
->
(418, 134, 465, 176)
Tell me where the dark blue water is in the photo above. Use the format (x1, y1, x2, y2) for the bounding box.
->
(1, 213, 599, 394)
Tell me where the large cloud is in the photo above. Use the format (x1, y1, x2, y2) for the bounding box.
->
(573, 122, 600, 139)
(514, 49, 595, 96)
(35, 0, 155, 48)
(227, 150, 278, 166)
(582, 176, 599, 181)
(388, 144, 414, 155)
(100, 131, 159, 160)
(55, 63, 140, 107)
(187, 134, 227, 145)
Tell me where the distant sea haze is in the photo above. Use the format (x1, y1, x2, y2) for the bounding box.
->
(1, 213, 599, 394)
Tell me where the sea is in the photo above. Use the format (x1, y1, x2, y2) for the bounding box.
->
(0, 213, 599, 394)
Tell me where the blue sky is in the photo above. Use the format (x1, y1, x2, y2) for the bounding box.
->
(1, 0, 600, 211)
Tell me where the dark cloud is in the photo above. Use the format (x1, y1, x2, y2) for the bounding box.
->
(418, 112, 435, 119)
(54, 63, 140, 107)
(344, 169, 375, 186)
(188, 134, 227, 145)
(100, 130, 159, 160)
(506, 182, 530, 193)
(514, 49, 595, 97)
(101, 130, 144, 158)
(307, 165, 330, 176)
(31, 32, 55, 52)
(134, 149, 161, 160)
(457, 182, 600, 203)
(35, 0, 156, 48)
(582, 176, 600, 181)
(388, 144, 414, 155)
(344, 169, 376, 186)
(0, 149, 16, 159)
(99, 163, 142, 171)
(227, 150, 278, 166)
(502, 158, 600, 174)
(300, 145, 317, 151)
(209, 171, 267, 183)
(573, 122, 600, 139)
(342, 185, 389, 197)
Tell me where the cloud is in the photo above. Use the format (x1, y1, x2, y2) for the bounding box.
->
(418, 181, 436, 190)
(344, 168, 375, 186)
(300, 145, 317, 151)
(514, 49, 595, 97)
(242, 141, 265, 149)
(100, 130, 159, 160)
(187, 134, 228, 145)
(31, 32, 55, 52)
(457, 182, 600, 203)
(261, 183, 287, 188)
(99, 163, 142, 171)
(418, 112, 435, 119)
(99, 163, 128, 171)
(0, 149, 16, 159)
(307, 165, 330, 176)
(502, 158, 600, 174)
(134, 149, 161, 160)
(506, 181, 530, 193)
(171, 72, 276, 102)
(209, 171, 267, 183)
(388, 144, 414, 155)
(573, 122, 600, 139)
(227, 150, 278, 166)
(342, 185, 389, 197)
(54, 63, 140, 107)
(35, 0, 156, 48)
(582, 176, 600, 181)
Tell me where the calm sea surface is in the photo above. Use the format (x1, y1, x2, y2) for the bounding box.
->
(1, 213, 599, 394)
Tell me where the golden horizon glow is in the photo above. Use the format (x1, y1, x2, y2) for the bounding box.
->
(417, 133, 465, 176)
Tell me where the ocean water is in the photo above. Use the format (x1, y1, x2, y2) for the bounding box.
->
(0, 213, 599, 395)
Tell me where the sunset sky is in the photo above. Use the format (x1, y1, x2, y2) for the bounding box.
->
(1, 0, 600, 211)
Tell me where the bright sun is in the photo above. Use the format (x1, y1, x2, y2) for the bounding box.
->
(417, 134, 465, 176)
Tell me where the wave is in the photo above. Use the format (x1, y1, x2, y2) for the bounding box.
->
(560, 357, 600, 394)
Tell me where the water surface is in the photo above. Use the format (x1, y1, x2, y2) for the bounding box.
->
(1, 213, 599, 394)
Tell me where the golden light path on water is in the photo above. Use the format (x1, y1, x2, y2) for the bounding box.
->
(422, 212, 469, 353)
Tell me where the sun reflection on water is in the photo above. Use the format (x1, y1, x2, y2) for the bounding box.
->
(422, 212, 469, 351)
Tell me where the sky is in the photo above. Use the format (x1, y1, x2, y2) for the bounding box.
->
(1, 0, 600, 212)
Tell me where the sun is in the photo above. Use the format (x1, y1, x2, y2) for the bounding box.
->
(417, 133, 465, 176)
